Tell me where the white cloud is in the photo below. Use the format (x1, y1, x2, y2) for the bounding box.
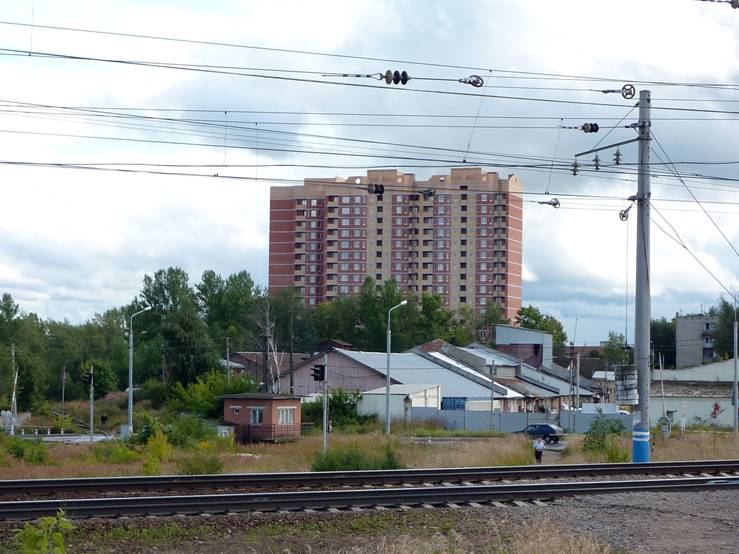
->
(0, 0, 737, 343)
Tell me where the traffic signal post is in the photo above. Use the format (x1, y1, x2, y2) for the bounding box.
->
(311, 357, 329, 452)
(88, 365, 94, 442)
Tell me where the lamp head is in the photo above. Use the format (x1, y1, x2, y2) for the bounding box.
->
(400, 300, 408, 306)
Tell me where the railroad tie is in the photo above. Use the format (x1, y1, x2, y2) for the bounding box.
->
(421, 503, 435, 509)
(328, 508, 341, 513)
(492, 501, 507, 508)
(468, 502, 485, 508)
(446, 503, 462, 509)
(398, 505, 412, 511)
(512, 501, 529, 507)
(532, 500, 548, 507)
(350, 507, 364, 512)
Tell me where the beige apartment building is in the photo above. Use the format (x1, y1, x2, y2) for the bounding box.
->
(269, 167, 523, 321)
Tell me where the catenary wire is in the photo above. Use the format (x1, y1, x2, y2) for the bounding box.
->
(3, 20, 739, 90)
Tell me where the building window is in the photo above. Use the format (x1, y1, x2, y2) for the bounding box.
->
(230, 406, 241, 416)
(278, 407, 296, 425)
(250, 407, 264, 425)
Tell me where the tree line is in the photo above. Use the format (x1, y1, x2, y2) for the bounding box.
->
(0, 267, 514, 411)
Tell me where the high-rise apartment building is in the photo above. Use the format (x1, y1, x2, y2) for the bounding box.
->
(269, 167, 523, 321)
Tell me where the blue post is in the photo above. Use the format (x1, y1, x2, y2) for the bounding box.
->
(632, 428, 650, 462)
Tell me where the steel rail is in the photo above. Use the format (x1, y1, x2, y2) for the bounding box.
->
(1, 460, 738, 495)
(1, 476, 738, 520)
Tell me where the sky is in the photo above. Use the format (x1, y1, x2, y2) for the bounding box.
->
(0, 0, 738, 345)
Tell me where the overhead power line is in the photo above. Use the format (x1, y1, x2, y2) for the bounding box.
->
(3, 20, 739, 90)
(3, 159, 739, 207)
(650, 202, 736, 299)
(6, 48, 739, 115)
(651, 132, 739, 257)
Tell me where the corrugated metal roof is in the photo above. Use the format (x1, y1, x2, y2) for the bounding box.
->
(363, 384, 439, 395)
(336, 348, 493, 399)
(458, 346, 519, 366)
(427, 351, 524, 399)
(462, 345, 593, 397)
(495, 378, 558, 398)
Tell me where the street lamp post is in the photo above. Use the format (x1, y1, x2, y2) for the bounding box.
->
(733, 292, 737, 435)
(128, 306, 151, 436)
(385, 300, 407, 436)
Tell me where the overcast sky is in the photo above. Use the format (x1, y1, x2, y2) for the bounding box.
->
(1, 0, 738, 345)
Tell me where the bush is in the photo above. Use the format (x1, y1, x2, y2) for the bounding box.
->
(169, 371, 257, 418)
(141, 379, 169, 409)
(166, 415, 216, 449)
(14, 509, 74, 554)
(91, 441, 140, 465)
(142, 455, 161, 476)
(311, 443, 405, 472)
(603, 435, 630, 463)
(176, 452, 223, 475)
(583, 416, 625, 453)
(145, 429, 173, 462)
(135, 412, 166, 444)
(302, 389, 369, 428)
(5, 438, 50, 465)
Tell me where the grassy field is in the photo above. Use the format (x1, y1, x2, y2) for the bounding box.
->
(3, 509, 611, 553)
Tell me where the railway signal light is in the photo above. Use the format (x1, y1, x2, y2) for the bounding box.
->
(85, 372, 93, 385)
(384, 69, 409, 85)
(367, 183, 385, 195)
(581, 122, 599, 133)
(311, 364, 326, 382)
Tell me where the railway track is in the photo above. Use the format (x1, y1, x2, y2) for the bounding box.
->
(1, 475, 738, 520)
(1, 459, 737, 497)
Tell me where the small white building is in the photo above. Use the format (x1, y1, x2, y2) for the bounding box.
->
(650, 381, 733, 428)
(358, 384, 441, 423)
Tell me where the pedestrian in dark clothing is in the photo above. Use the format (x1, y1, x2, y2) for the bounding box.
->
(533, 437, 545, 464)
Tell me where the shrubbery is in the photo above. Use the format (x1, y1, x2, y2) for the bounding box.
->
(4, 438, 50, 465)
(302, 389, 372, 428)
(91, 441, 140, 465)
(176, 451, 224, 475)
(583, 415, 629, 462)
(14, 509, 74, 554)
(311, 443, 405, 472)
(169, 371, 257, 418)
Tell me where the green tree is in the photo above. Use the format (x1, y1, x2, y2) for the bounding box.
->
(713, 296, 738, 359)
(269, 287, 315, 353)
(81, 359, 117, 399)
(140, 267, 216, 384)
(601, 331, 632, 367)
(651, 316, 676, 368)
(515, 305, 568, 356)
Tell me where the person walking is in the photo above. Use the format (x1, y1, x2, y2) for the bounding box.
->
(533, 437, 545, 464)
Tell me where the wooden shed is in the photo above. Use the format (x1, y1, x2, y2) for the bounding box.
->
(222, 393, 302, 442)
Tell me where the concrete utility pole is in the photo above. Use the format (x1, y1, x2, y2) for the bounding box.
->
(488, 363, 496, 431)
(322, 352, 329, 452)
(61, 366, 66, 417)
(226, 337, 231, 386)
(10, 344, 17, 435)
(733, 292, 737, 434)
(89, 365, 94, 443)
(632, 89, 652, 463)
(385, 300, 407, 435)
(128, 306, 151, 436)
(289, 313, 295, 395)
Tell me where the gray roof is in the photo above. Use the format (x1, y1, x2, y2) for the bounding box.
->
(336, 348, 493, 399)
(363, 384, 439, 395)
(461, 345, 593, 397)
(650, 381, 733, 398)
